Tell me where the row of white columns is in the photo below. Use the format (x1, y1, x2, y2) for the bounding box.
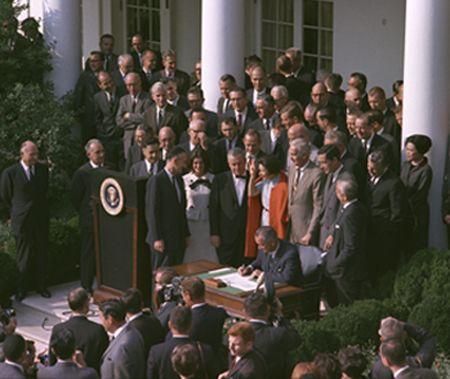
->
(40, 0, 449, 248)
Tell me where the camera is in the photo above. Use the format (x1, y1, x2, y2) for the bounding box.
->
(162, 276, 184, 304)
(0, 308, 16, 325)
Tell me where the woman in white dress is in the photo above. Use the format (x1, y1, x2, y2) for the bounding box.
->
(182, 148, 218, 263)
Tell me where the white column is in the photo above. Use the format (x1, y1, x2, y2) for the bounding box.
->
(201, 0, 245, 111)
(403, 0, 450, 249)
(43, 0, 81, 97)
(82, 0, 101, 62)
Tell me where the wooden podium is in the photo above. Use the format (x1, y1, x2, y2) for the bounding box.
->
(91, 169, 151, 304)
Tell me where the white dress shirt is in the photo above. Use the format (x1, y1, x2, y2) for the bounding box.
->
(233, 174, 246, 206)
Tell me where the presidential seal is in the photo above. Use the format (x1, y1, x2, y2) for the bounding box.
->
(100, 178, 124, 216)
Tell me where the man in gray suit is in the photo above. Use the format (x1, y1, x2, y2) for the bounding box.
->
(129, 137, 164, 178)
(38, 329, 98, 379)
(99, 299, 145, 379)
(116, 72, 151, 160)
(288, 138, 324, 246)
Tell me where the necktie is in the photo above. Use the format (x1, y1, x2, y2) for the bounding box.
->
(158, 109, 164, 128)
(131, 97, 137, 112)
(237, 114, 242, 128)
(265, 118, 270, 130)
(148, 163, 153, 175)
(226, 139, 231, 151)
(172, 176, 181, 203)
(223, 99, 229, 114)
(28, 166, 34, 181)
(293, 168, 301, 193)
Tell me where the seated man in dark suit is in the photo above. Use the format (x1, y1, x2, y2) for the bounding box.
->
(121, 288, 165, 360)
(239, 226, 302, 286)
(129, 136, 164, 178)
(0, 334, 26, 379)
(378, 338, 438, 379)
(372, 317, 437, 379)
(147, 306, 218, 379)
(180, 277, 228, 355)
(49, 288, 109, 373)
(244, 292, 301, 379)
(324, 177, 368, 307)
(39, 329, 98, 379)
(218, 322, 268, 379)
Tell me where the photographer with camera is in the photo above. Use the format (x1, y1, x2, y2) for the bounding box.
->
(244, 292, 301, 379)
(153, 267, 181, 333)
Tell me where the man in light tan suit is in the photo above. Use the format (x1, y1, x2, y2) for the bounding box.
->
(288, 138, 325, 246)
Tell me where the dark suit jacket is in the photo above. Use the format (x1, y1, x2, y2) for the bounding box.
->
(347, 133, 390, 169)
(212, 138, 245, 174)
(94, 90, 120, 141)
(74, 70, 100, 135)
(246, 87, 271, 105)
(341, 150, 367, 199)
(217, 97, 233, 116)
(185, 108, 219, 139)
(223, 107, 258, 136)
(209, 172, 248, 246)
(129, 159, 164, 178)
(71, 163, 97, 230)
(100, 323, 145, 379)
(147, 337, 218, 379)
(250, 240, 302, 286)
(326, 200, 368, 281)
(0, 363, 25, 379)
(156, 301, 177, 333)
(143, 103, 188, 141)
(228, 349, 268, 379)
(125, 144, 144, 174)
(250, 319, 301, 379)
(37, 361, 98, 379)
(294, 66, 315, 89)
(112, 69, 127, 98)
(49, 315, 109, 373)
(152, 69, 191, 96)
(383, 109, 402, 146)
(128, 311, 165, 359)
(170, 95, 189, 111)
(145, 169, 190, 263)
(190, 304, 228, 353)
(131, 50, 143, 71)
(285, 76, 310, 107)
(0, 162, 49, 237)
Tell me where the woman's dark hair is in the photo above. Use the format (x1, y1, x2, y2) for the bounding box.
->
(190, 147, 210, 173)
(259, 154, 282, 176)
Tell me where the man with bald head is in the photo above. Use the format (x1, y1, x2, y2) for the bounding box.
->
(116, 72, 151, 159)
(246, 65, 270, 106)
(112, 53, 134, 98)
(286, 123, 319, 170)
(178, 119, 206, 154)
(1, 141, 50, 300)
(344, 87, 363, 111)
(158, 126, 176, 162)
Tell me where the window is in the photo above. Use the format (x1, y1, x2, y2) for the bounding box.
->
(261, 0, 294, 71)
(126, 0, 161, 50)
(302, 0, 333, 73)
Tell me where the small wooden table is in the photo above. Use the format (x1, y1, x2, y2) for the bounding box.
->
(173, 260, 320, 319)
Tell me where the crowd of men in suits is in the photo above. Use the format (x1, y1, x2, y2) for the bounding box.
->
(0, 32, 447, 378)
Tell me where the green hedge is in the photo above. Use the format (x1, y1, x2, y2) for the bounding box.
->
(0, 252, 19, 304)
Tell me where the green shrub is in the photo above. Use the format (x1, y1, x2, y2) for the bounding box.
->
(422, 252, 450, 299)
(0, 221, 15, 257)
(409, 293, 450, 354)
(320, 299, 391, 347)
(292, 319, 340, 361)
(0, 252, 18, 304)
(47, 216, 80, 285)
(393, 249, 439, 310)
(0, 83, 81, 216)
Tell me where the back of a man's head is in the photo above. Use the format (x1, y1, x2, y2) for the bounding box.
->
(380, 338, 407, 368)
(338, 346, 367, 378)
(3, 334, 26, 363)
(169, 306, 192, 334)
(181, 277, 205, 302)
(379, 317, 404, 340)
(171, 343, 200, 377)
(68, 287, 89, 312)
(50, 328, 76, 360)
(121, 288, 143, 314)
(244, 292, 269, 319)
(313, 352, 341, 379)
(99, 299, 126, 322)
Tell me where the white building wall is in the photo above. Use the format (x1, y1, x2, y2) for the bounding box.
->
(333, 0, 406, 94)
(171, 0, 201, 73)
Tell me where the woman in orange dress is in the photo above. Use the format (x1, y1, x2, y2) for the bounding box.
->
(244, 154, 289, 259)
